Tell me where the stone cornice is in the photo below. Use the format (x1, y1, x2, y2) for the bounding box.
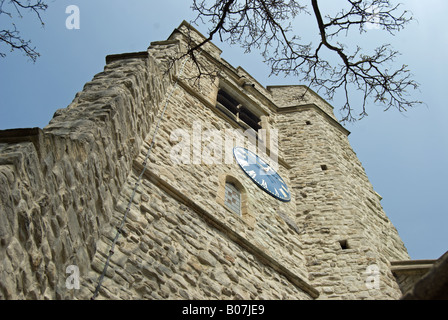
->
(390, 259, 436, 275)
(0, 127, 45, 159)
(105, 51, 149, 64)
(276, 103, 351, 136)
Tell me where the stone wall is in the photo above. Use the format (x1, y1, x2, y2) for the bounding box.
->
(270, 85, 410, 299)
(0, 43, 173, 299)
(81, 23, 318, 300)
(84, 167, 314, 299)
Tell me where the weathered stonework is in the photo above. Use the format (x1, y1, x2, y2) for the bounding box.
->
(0, 21, 421, 300)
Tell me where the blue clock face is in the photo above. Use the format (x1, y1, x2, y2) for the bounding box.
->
(233, 147, 291, 202)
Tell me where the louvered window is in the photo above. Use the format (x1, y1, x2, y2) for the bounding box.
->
(216, 89, 261, 132)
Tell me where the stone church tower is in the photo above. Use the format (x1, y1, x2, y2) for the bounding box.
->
(1, 21, 420, 300)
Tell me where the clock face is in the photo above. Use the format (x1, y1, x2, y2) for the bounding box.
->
(233, 147, 291, 202)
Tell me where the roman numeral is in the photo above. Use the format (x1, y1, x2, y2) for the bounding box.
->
(247, 170, 257, 179)
(280, 188, 287, 197)
(261, 179, 268, 188)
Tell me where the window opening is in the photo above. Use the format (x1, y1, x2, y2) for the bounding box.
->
(224, 182, 241, 216)
(339, 240, 350, 250)
(217, 89, 239, 115)
(216, 89, 261, 132)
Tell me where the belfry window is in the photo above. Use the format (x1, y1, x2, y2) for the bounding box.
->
(224, 182, 241, 216)
(216, 89, 261, 132)
(217, 89, 239, 115)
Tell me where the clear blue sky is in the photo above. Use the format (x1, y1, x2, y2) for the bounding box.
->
(0, 1, 447, 260)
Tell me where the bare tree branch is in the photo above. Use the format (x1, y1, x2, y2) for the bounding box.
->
(189, 0, 421, 122)
(0, 0, 48, 62)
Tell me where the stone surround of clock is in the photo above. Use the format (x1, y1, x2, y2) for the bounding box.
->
(0, 20, 423, 300)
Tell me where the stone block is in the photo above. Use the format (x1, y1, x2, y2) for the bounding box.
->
(197, 250, 218, 267)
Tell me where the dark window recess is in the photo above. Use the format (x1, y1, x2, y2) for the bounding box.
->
(239, 106, 261, 131)
(321, 165, 328, 171)
(216, 89, 261, 131)
(306, 121, 312, 125)
(217, 90, 239, 115)
(339, 240, 349, 250)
